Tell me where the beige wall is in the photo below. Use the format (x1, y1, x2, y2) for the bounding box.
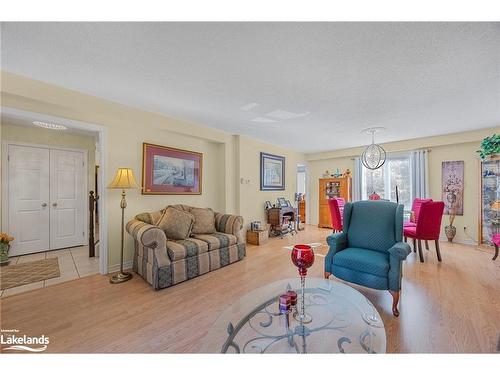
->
(0, 71, 305, 269)
(236, 135, 305, 228)
(307, 128, 500, 244)
(0, 72, 237, 269)
(1, 122, 97, 192)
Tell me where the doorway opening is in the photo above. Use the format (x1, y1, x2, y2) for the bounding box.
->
(1, 107, 108, 297)
(296, 164, 308, 225)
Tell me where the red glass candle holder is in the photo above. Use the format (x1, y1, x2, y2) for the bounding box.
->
(291, 244, 315, 277)
(291, 244, 314, 324)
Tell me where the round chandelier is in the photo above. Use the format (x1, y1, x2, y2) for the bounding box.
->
(361, 127, 386, 170)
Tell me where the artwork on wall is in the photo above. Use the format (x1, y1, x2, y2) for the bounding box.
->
(142, 143, 202, 195)
(260, 152, 285, 191)
(441, 160, 464, 215)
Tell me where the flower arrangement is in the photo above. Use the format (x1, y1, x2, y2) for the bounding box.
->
(477, 134, 500, 160)
(0, 232, 14, 244)
(0, 232, 14, 264)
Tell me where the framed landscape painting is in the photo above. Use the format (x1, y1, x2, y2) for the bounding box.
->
(142, 143, 202, 195)
(260, 152, 285, 191)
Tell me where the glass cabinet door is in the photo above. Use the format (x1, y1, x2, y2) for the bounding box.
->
(481, 159, 499, 245)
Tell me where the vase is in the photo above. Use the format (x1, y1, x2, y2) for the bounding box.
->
(0, 243, 10, 265)
(445, 225, 456, 242)
(291, 244, 315, 323)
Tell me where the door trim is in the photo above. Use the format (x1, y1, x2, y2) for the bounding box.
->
(1, 107, 109, 275)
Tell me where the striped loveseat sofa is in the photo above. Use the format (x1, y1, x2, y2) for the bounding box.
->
(126, 204, 246, 290)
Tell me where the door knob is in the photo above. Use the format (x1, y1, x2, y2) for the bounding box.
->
(52, 202, 58, 207)
(41, 203, 47, 207)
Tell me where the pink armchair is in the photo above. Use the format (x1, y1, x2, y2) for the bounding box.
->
(403, 201, 445, 263)
(404, 198, 433, 228)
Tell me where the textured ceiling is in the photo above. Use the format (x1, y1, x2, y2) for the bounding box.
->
(1, 22, 499, 152)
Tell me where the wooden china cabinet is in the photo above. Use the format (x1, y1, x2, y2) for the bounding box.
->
(318, 177, 351, 228)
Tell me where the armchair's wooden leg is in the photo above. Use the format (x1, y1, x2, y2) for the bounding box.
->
(425, 240, 429, 250)
(412, 238, 416, 253)
(435, 240, 442, 262)
(389, 290, 400, 317)
(493, 244, 498, 261)
(404, 236, 407, 242)
(417, 240, 424, 263)
(324, 272, 331, 279)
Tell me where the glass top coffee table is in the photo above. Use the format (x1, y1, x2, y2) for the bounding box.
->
(201, 277, 386, 353)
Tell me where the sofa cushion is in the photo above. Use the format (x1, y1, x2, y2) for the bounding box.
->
(166, 238, 209, 261)
(333, 247, 389, 277)
(170, 204, 192, 212)
(191, 232, 238, 250)
(156, 206, 195, 240)
(135, 209, 164, 225)
(190, 207, 216, 234)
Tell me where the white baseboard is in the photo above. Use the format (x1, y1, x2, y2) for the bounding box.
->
(438, 235, 477, 246)
(107, 260, 133, 274)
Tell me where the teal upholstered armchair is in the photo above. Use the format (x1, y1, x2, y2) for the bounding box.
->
(324, 200, 411, 316)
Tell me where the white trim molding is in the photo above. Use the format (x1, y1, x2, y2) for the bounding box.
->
(2, 107, 109, 275)
(107, 260, 134, 274)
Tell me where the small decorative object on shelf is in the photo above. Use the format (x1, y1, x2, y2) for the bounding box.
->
(0, 232, 14, 266)
(291, 244, 315, 323)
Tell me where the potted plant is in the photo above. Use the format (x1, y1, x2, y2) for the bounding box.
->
(444, 211, 456, 242)
(477, 134, 500, 160)
(0, 232, 14, 265)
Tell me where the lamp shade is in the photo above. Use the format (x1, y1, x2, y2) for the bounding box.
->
(108, 168, 138, 189)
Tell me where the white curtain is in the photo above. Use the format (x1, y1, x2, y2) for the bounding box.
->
(410, 149, 430, 198)
(352, 157, 363, 201)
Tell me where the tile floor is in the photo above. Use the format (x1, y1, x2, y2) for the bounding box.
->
(0, 246, 99, 298)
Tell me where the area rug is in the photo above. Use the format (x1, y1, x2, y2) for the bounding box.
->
(0, 258, 60, 290)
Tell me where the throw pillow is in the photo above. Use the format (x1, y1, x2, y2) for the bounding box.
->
(156, 206, 195, 240)
(190, 207, 216, 234)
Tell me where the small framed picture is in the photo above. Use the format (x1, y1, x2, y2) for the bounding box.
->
(277, 197, 287, 207)
(264, 201, 272, 210)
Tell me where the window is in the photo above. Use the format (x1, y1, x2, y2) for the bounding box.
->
(361, 153, 412, 210)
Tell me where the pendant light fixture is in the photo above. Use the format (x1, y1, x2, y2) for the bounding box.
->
(361, 127, 387, 170)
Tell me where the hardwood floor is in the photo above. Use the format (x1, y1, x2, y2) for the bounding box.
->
(1, 225, 498, 353)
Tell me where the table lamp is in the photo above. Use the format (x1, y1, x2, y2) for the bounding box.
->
(107, 168, 138, 284)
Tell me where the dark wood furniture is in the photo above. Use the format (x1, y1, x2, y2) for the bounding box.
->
(318, 177, 351, 228)
(298, 200, 306, 223)
(88, 191, 99, 258)
(267, 206, 297, 238)
(246, 230, 269, 245)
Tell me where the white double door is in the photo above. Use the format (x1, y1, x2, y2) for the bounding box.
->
(8, 144, 86, 256)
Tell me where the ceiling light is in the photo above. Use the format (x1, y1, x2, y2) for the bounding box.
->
(267, 109, 310, 120)
(361, 127, 387, 170)
(251, 117, 277, 123)
(33, 121, 67, 130)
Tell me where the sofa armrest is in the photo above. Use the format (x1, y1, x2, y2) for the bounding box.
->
(325, 232, 348, 274)
(387, 241, 411, 291)
(214, 213, 244, 244)
(126, 219, 169, 265)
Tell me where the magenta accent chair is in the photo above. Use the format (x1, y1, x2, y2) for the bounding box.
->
(327, 198, 345, 232)
(403, 198, 433, 228)
(403, 201, 445, 263)
(492, 234, 499, 261)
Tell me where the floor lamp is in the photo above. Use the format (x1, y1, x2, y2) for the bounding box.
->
(108, 167, 138, 284)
